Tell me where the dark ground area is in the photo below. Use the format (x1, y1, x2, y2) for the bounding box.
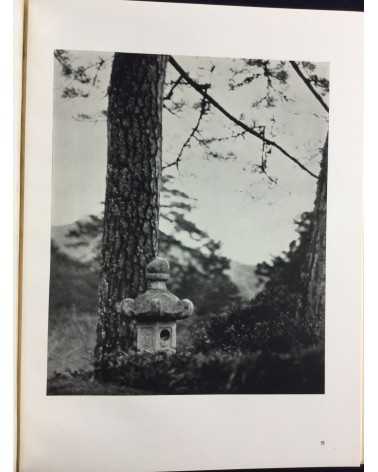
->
(47, 375, 151, 395)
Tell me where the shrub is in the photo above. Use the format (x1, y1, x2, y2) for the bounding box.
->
(95, 345, 324, 394)
(191, 303, 317, 356)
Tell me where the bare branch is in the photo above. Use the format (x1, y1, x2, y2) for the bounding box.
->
(163, 103, 180, 117)
(168, 56, 318, 179)
(252, 163, 278, 185)
(164, 74, 184, 101)
(163, 97, 209, 170)
(289, 61, 329, 113)
(194, 129, 247, 148)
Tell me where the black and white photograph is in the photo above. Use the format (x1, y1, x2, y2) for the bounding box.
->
(47, 49, 329, 395)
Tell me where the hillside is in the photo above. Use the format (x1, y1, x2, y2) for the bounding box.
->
(51, 222, 260, 301)
(227, 260, 260, 300)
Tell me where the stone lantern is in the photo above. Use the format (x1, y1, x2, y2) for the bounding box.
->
(118, 257, 194, 353)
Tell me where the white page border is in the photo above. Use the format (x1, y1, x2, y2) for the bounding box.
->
(20, 1, 363, 470)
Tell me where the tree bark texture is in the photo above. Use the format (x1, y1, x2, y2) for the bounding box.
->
(95, 53, 167, 364)
(303, 135, 328, 342)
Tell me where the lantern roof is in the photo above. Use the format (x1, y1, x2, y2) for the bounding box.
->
(118, 257, 194, 322)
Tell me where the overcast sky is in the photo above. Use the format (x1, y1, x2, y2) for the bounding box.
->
(52, 51, 328, 266)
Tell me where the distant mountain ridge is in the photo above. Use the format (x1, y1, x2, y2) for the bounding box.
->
(52, 222, 99, 264)
(51, 222, 260, 301)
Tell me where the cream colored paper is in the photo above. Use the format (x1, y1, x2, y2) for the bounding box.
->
(19, 0, 363, 470)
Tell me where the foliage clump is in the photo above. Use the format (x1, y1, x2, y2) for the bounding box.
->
(88, 346, 323, 395)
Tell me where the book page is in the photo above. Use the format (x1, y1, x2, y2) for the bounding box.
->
(19, 0, 363, 470)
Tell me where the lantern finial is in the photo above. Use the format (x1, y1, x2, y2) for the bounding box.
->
(146, 257, 170, 281)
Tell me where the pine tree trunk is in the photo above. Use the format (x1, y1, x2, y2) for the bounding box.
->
(95, 53, 167, 365)
(303, 135, 328, 342)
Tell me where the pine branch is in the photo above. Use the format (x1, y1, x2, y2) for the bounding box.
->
(168, 56, 318, 179)
(289, 61, 329, 113)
